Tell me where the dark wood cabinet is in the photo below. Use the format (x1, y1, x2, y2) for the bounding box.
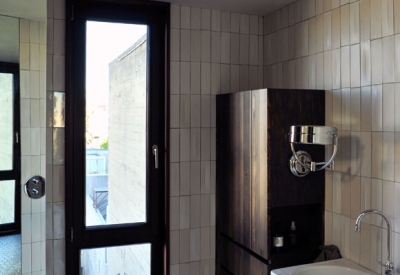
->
(216, 89, 326, 274)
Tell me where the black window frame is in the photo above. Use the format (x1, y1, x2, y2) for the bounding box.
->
(65, 1, 170, 274)
(0, 61, 21, 237)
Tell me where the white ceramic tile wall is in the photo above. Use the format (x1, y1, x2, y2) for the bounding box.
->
(169, 5, 264, 274)
(20, 18, 47, 275)
(264, 0, 400, 274)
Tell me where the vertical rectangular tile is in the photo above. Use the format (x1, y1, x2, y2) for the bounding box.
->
(181, 6, 190, 29)
(350, 176, 361, 219)
(361, 86, 372, 131)
(170, 62, 179, 94)
(361, 177, 372, 221)
(191, 7, 201, 30)
(351, 44, 361, 87)
(350, 88, 361, 131)
(382, 0, 394, 36)
(181, 30, 191, 61)
(191, 30, 201, 62)
(341, 4, 350, 46)
(341, 46, 350, 88)
(201, 31, 211, 62)
(382, 36, 395, 83)
(383, 83, 395, 131)
(201, 9, 211, 30)
(396, 34, 400, 82)
(316, 14, 324, 53)
(360, 223, 371, 268)
(396, 0, 400, 33)
(372, 85, 383, 131)
(350, 1, 360, 44)
(370, 0, 382, 39)
(239, 14, 249, 34)
(170, 5, 180, 29)
(333, 89, 342, 130)
(324, 50, 333, 89)
(371, 38, 382, 85)
(331, 8, 341, 49)
(221, 32, 230, 64)
(191, 63, 200, 95)
(309, 17, 316, 55)
(371, 134, 383, 179)
(382, 133, 395, 181)
(360, 41, 371, 86)
(332, 49, 341, 89)
(360, 0, 371, 41)
(309, 55, 316, 89)
(324, 12, 332, 50)
(395, 83, 400, 131)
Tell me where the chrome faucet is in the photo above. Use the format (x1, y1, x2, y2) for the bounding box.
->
(355, 209, 393, 275)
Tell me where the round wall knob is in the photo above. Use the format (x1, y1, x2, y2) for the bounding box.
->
(24, 175, 45, 199)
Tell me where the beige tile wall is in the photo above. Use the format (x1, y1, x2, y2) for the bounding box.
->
(264, 0, 400, 274)
(20, 18, 47, 275)
(169, 5, 264, 274)
(47, 1, 400, 274)
(46, 0, 66, 274)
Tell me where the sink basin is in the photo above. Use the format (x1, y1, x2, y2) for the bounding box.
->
(271, 259, 377, 275)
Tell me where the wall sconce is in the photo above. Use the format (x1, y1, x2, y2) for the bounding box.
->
(289, 125, 338, 177)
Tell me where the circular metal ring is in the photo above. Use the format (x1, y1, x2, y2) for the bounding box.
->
(289, 151, 311, 177)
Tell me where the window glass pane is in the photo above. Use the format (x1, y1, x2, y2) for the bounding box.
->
(0, 73, 13, 170)
(0, 180, 15, 224)
(81, 243, 151, 275)
(85, 21, 148, 227)
(0, 234, 21, 273)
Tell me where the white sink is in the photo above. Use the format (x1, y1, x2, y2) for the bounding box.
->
(271, 259, 377, 275)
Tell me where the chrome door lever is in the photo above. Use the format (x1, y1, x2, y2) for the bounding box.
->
(152, 145, 159, 169)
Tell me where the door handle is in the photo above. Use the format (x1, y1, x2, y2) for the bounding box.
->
(152, 145, 158, 169)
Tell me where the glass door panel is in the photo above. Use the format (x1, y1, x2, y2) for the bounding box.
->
(85, 21, 148, 227)
(81, 243, 151, 275)
(0, 72, 13, 171)
(0, 180, 15, 225)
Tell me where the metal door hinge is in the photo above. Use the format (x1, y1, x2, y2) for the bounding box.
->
(71, 227, 74, 242)
(15, 132, 19, 144)
(71, 5, 74, 21)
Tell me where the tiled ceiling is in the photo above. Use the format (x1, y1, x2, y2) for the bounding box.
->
(155, 0, 297, 15)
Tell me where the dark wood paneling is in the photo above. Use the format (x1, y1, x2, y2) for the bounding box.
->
(267, 89, 325, 208)
(220, 236, 269, 275)
(217, 89, 326, 274)
(217, 92, 251, 248)
(251, 89, 269, 258)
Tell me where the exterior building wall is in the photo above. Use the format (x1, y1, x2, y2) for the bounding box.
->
(263, 0, 400, 274)
(107, 37, 149, 274)
(108, 38, 147, 225)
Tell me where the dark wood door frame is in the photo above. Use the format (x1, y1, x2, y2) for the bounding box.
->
(65, 1, 170, 274)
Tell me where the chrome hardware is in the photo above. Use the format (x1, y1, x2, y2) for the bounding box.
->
(24, 175, 45, 199)
(355, 209, 393, 275)
(152, 145, 159, 169)
(289, 151, 311, 177)
(288, 125, 338, 177)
